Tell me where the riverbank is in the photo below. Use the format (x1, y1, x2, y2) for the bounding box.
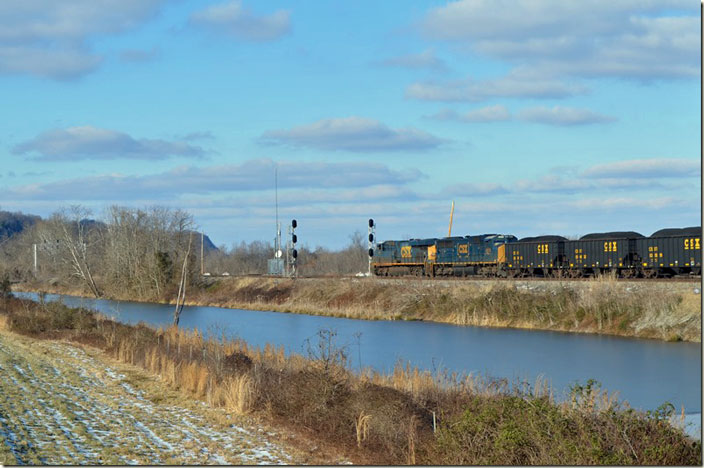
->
(0, 318, 332, 464)
(0, 296, 700, 465)
(15, 275, 702, 342)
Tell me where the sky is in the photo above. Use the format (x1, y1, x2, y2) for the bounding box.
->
(0, 0, 701, 249)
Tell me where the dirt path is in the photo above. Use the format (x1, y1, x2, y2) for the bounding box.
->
(0, 330, 310, 465)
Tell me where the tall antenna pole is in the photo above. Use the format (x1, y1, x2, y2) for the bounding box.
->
(275, 165, 280, 257)
(200, 231, 204, 275)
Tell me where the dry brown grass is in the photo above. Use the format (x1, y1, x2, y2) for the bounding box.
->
(223, 374, 256, 415)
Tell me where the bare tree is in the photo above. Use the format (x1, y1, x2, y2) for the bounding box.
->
(102, 205, 195, 300)
(38, 206, 101, 297)
(173, 232, 193, 326)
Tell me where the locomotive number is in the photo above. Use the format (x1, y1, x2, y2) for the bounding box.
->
(603, 241, 617, 252)
(537, 244, 549, 254)
(684, 238, 701, 250)
(458, 244, 468, 254)
(401, 246, 412, 258)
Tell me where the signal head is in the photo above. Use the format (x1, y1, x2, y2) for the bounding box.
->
(291, 219, 297, 229)
(368, 218, 374, 228)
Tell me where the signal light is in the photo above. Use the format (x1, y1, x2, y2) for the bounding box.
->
(369, 233, 374, 242)
(292, 234, 297, 244)
(292, 219, 297, 229)
(292, 249, 298, 259)
(368, 218, 374, 228)
(368, 248, 374, 258)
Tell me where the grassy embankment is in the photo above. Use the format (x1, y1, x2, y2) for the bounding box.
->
(18, 275, 702, 342)
(0, 296, 700, 465)
(0, 322, 310, 465)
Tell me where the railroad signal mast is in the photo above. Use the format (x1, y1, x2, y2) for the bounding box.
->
(368, 218, 375, 276)
(287, 219, 298, 277)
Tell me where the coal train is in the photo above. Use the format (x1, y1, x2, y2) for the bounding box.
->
(371, 227, 701, 278)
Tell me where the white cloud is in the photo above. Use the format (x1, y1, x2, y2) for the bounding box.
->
(378, 49, 446, 70)
(0, 46, 101, 80)
(426, 105, 510, 122)
(420, 0, 698, 80)
(0, 0, 164, 79)
(260, 117, 444, 152)
(190, 0, 290, 41)
(517, 106, 615, 126)
(582, 158, 700, 179)
(13, 126, 206, 161)
(406, 70, 587, 102)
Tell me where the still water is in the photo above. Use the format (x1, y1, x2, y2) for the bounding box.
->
(17, 292, 701, 424)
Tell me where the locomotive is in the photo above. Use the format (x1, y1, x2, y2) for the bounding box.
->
(371, 227, 701, 278)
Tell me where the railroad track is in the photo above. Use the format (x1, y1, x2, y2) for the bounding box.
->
(204, 273, 701, 283)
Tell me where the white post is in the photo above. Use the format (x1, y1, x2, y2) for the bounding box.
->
(285, 225, 291, 277)
(33, 243, 37, 273)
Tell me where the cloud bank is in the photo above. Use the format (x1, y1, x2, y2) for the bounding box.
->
(517, 106, 616, 126)
(13, 126, 206, 161)
(420, 0, 698, 80)
(261, 117, 444, 152)
(1, 158, 425, 201)
(406, 70, 588, 102)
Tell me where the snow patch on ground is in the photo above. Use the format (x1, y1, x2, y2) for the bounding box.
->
(0, 333, 299, 465)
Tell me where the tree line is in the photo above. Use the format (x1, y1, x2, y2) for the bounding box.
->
(0, 206, 369, 301)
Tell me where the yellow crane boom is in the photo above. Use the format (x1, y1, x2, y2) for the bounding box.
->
(448, 200, 454, 237)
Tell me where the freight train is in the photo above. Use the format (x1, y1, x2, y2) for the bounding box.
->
(371, 227, 701, 278)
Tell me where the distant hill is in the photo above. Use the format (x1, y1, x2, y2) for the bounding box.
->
(187, 230, 219, 253)
(0, 211, 40, 240)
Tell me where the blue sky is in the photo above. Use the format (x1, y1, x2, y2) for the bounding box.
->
(0, 0, 700, 249)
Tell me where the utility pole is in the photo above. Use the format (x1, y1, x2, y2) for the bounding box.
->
(200, 231, 204, 275)
(33, 243, 37, 273)
(275, 166, 283, 275)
